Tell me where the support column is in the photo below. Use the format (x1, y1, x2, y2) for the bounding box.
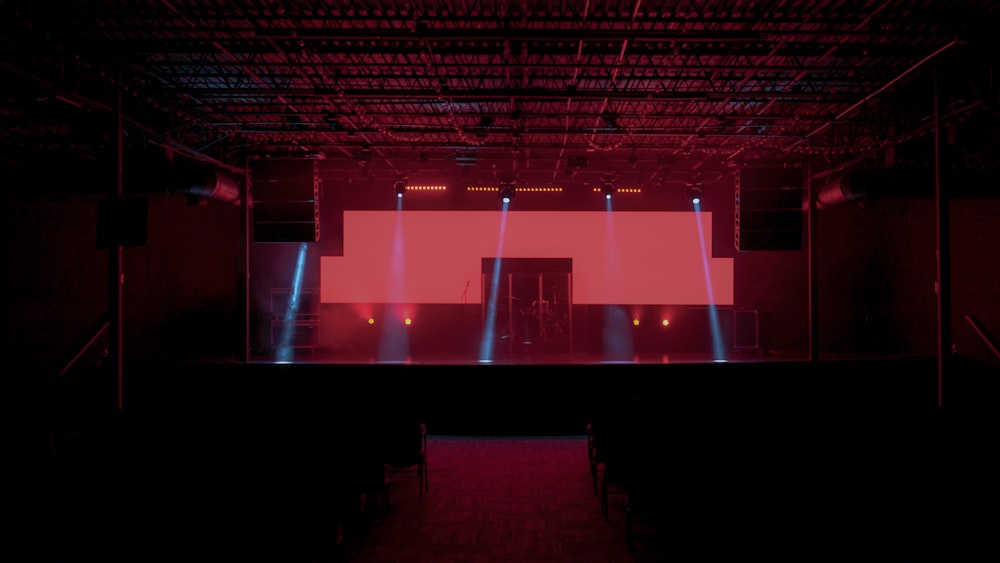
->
(807, 160, 819, 362)
(110, 67, 124, 411)
(242, 159, 252, 362)
(934, 73, 951, 408)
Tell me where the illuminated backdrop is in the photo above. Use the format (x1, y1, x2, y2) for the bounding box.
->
(321, 210, 733, 306)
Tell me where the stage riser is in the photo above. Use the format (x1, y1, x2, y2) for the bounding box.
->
(123, 358, 948, 436)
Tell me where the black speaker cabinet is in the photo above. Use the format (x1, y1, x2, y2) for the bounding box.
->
(251, 159, 319, 243)
(735, 166, 804, 251)
(733, 309, 759, 350)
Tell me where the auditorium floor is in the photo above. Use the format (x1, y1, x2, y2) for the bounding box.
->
(344, 435, 642, 563)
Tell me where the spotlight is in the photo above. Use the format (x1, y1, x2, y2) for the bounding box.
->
(498, 181, 516, 204)
(393, 179, 406, 199)
(686, 185, 703, 206)
(601, 182, 615, 200)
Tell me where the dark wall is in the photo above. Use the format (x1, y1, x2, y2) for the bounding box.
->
(948, 199, 1000, 367)
(816, 198, 937, 356)
(5, 184, 243, 381)
(6, 194, 109, 379)
(815, 195, 1000, 366)
(122, 194, 243, 359)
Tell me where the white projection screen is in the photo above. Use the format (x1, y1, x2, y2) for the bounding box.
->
(320, 210, 733, 306)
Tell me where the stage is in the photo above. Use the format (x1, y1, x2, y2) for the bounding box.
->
(248, 348, 798, 367)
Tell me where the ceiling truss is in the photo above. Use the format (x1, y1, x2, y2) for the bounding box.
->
(2, 0, 997, 185)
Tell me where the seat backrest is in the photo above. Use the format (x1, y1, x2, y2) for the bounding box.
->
(382, 419, 426, 468)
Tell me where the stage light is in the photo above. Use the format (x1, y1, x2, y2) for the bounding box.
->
(393, 179, 406, 199)
(368, 317, 375, 325)
(632, 318, 640, 327)
(662, 319, 670, 327)
(404, 317, 412, 326)
(601, 181, 615, 200)
(498, 181, 516, 204)
(687, 185, 703, 206)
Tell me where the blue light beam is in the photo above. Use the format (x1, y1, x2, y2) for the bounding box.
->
(694, 202, 727, 362)
(275, 242, 309, 363)
(479, 201, 511, 362)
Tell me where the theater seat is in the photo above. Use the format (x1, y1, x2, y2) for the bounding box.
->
(382, 422, 428, 509)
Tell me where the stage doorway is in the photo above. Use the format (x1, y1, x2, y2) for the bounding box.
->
(482, 258, 573, 358)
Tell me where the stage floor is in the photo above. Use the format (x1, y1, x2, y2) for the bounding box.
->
(252, 349, 794, 366)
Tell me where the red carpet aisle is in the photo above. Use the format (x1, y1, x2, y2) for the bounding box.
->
(347, 436, 636, 563)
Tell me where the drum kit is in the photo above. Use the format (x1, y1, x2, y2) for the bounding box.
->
(514, 294, 568, 341)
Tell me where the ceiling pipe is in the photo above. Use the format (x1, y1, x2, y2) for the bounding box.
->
(124, 159, 241, 204)
(817, 165, 1000, 208)
(180, 167, 241, 204)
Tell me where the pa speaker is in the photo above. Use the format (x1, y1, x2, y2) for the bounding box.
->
(733, 309, 758, 349)
(735, 166, 803, 251)
(254, 221, 319, 244)
(253, 201, 319, 243)
(251, 159, 319, 243)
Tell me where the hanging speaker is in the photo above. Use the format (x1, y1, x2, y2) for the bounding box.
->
(735, 166, 803, 251)
(251, 159, 319, 243)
